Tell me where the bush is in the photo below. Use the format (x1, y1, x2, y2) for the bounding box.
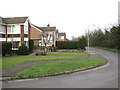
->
(56, 41, 79, 49)
(17, 44, 29, 55)
(78, 36, 87, 50)
(2, 42, 12, 56)
(35, 52, 46, 56)
(29, 40, 34, 53)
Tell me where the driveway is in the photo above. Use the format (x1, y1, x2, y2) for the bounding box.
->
(2, 47, 118, 88)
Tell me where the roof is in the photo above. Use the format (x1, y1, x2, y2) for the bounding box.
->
(31, 24, 43, 31)
(39, 27, 56, 31)
(31, 24, 56, 31)
(2, 16, 28, 24)
(58, 32, 66, 35)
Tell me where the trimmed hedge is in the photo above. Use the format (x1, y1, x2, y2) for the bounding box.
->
(17, 44, 29, 55)
(56, 41, 79, 49)
(29, 40, 34, 53)
(2, 42, 12, 56)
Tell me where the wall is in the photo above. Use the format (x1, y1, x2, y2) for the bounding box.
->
(30, 26, 41, 40)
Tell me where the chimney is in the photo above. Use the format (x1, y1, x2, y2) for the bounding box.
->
(47, 24, 50, 27)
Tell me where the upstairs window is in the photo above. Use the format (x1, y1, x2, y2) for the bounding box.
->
(0, 26, 6, 33)
(24, 26, 28, 34)
(7, 26, 11, 33)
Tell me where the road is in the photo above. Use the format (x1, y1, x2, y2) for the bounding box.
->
(2, 47, 118, 88)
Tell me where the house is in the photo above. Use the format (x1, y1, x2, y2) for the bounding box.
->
(0, 16, 31, 50)
(30, 24, 42, 50)
(30, 24, 67, 50)
(30, 24, 59, 51)
(57, 32, 66, 41)
(39, 24, 57, 48)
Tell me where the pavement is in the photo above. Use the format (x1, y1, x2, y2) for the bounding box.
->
(2, 47, 119, 88)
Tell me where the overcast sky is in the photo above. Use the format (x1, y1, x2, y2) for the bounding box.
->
(0, 0, 119, 40)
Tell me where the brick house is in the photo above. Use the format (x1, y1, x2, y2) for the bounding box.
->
(57, 32, 66, 41)
(0, 16, 31, 50)
(30, 24, 42, 50)
(30, 24, 67, 50)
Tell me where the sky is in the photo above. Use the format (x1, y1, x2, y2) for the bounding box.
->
(0, 0, 119, 40)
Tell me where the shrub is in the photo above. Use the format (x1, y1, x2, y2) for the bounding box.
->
(2, 42, 12, 56)
(35, 52, 47, 56)
(78, 36, 87, 50)
(17, 44, 29, 55)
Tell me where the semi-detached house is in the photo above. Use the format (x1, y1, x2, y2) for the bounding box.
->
(0, 16, 31, 50)
(0, 16, 67, 51)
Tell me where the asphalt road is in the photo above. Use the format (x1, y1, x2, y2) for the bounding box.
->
(2, 47, 118, 88)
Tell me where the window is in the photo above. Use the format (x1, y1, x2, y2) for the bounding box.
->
(7, 26, 11, 33)
(61, 36, 64, 40)
(24, 26, 28, 34)
(13, 25, 20, 34)
(0, 26, 6, 33)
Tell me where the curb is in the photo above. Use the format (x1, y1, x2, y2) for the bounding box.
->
(1, 60, 108, 81)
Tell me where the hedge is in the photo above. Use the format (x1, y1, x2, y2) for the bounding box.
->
(56, 41, 79, 49)
(29, 40, 34, 53)
(2, 42, 12, 56)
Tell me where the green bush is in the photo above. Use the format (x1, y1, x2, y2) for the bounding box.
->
(35, 52, 46, 56)
(29, 40, 34, 53)
(56, 41, 79, 49)
(2, 42, 12, 56)
(78, 36, 87, 50)
(17, 44, 29, 55)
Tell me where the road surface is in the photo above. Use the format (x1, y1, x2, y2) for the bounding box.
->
(2, 47, 118, 88)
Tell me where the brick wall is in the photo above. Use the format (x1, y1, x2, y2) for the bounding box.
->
(30, 26, 41, 40)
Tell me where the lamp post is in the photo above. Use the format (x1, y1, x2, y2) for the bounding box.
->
(87, 24, 95, 53)
(87, 29, 90, 53)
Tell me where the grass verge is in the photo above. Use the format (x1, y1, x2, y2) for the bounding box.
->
(16, 58, 106, 77)
(90, 46, 120, 52)
(2, 52, 88, 69)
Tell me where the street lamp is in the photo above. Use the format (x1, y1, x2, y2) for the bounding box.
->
(87, 24, 95, 53)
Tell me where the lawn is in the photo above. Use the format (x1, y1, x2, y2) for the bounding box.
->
(16, 58, 106, 77)
(2, 52, 88, 69)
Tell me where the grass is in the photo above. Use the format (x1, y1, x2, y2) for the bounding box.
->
(90, 46, 120, 52)
(16, 58, 106, 77)
(2, 52, 88, 69)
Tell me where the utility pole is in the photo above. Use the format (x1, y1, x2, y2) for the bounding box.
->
(87, 29, 89, 53)
(87, 24, 95, 53)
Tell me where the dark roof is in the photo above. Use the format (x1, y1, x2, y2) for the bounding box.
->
(58, 32, 66, 35)
(2, 17, 28, 24)
(39, 27, 56, 31)
(32, 24, 56, 31)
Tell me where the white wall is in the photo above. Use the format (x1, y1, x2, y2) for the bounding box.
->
(24, 19, 28, 34)
(0, 38, 6, 41)
(7, 38, 21, 41)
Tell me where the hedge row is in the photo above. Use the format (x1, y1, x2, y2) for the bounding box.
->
(2, 42, 12, 56)
(56, 41, 79, 49)
(29, 40, 34, 53)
